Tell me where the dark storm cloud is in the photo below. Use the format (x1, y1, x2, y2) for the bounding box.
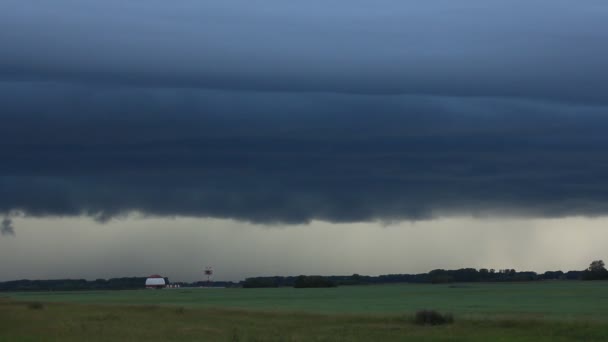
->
(1, 82, 608, 223)
(1, 1, 608, 223)
(1, 1, 608, 103)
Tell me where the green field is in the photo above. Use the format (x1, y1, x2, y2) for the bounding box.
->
(2, 282, 608, 341)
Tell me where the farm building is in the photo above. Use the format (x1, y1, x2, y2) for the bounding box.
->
(145, 275, 166, 289)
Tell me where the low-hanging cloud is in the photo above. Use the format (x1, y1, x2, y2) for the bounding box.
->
(2, 2, 608, 223)
(2, 82, 608, 223)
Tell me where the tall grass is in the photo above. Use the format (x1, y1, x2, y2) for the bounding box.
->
(1, 298, 608, 341)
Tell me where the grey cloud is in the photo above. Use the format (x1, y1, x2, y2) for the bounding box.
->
(1, 1, 607, 103)
(2, 82, 608, 223)
(2, 1, 608, 223)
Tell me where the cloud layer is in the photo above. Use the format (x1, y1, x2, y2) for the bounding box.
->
(1, 1, 608, 102)
(1, 2, 608, 223)
(2, 83, 608, 222)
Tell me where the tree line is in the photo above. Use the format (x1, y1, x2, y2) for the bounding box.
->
(0, 277, 163, 292)
(241, 269, 581, 288)
(1, 261, 606, 291)
(242, 260, 608, 288)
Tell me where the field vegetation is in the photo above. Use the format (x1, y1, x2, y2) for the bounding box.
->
(2, 282, 608, 341)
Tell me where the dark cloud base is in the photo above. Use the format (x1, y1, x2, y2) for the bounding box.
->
(2, 83, 608, 223)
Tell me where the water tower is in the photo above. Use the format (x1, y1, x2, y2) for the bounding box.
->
(204, 266, 214, 287)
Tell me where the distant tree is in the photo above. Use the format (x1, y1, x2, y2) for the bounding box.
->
(294, 275, 336, 288)
(588, 260, 606, 272)
(429, 269, 455, 284)
(564, 270, 583, 280)
(582, 260, 608, 280)
(347, 273, 364, 285)
(242, 277, 279, 288)
(542, 271, 564, 280)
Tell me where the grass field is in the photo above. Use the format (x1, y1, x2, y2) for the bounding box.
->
(2, 282, 608, 341)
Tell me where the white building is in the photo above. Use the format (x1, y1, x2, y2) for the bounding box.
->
(145, 274, 166, 289)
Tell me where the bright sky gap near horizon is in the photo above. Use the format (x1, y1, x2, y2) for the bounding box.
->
(1, 1, 608, 282)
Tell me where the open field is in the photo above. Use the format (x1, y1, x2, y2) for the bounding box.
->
(4, 282, 608, 319)
(2, 282, 608, 341)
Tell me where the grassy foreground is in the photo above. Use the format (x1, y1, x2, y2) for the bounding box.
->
(2, 282, 608, 341)
(1, 299, 608, 341)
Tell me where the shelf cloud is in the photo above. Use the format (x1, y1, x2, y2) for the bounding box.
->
(1, 1, 608, 223)
(2, 84, 608, 223)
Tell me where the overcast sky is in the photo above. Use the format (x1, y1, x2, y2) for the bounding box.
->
(1, 1, 608, 281)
